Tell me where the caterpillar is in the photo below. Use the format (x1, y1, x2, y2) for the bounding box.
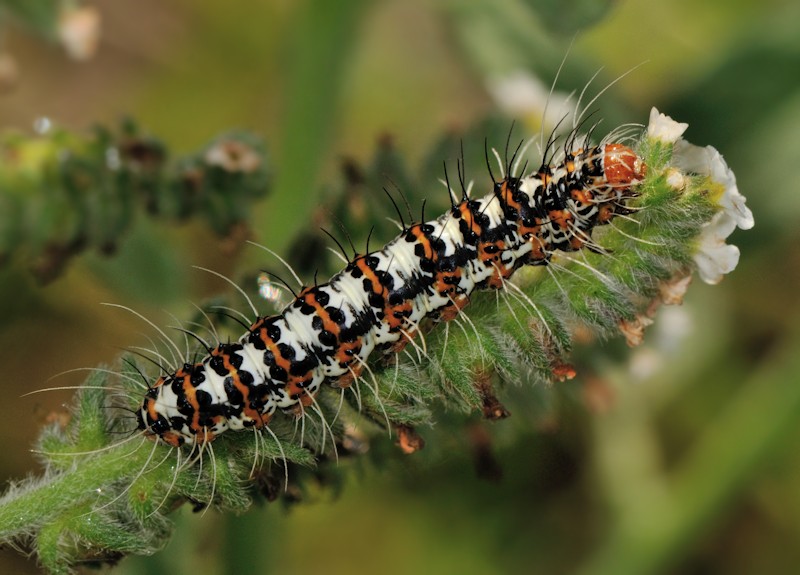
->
(137, 138, 646, 447)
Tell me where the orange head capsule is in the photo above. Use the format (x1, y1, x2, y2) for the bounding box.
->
(603, 143, 647, 187)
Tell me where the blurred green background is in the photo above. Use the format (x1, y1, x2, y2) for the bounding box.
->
(1, 0, 799, 573)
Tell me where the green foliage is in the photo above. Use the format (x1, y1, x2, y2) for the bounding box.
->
(0, 0, 61, 38)
(0, 122, 269, 282)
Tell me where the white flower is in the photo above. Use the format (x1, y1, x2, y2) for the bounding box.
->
(647, 108, 754, 284)
(672, 140, 754, 284)
(59, 6, 101, 61)
(647, 107, 688, 144)
(673, 140, 754, 230)
(487, 71, 572, 127)
(693, 212, 742, 284)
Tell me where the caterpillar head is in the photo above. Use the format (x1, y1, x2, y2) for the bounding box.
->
(603, 143, 647, 189)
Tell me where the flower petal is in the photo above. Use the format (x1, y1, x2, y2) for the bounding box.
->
(647, 107, 689, 144)
(694, 213, 743, 284)
(673, 140, 754, 230)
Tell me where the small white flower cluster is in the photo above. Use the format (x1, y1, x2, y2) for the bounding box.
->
(647, 108, 754, 284)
